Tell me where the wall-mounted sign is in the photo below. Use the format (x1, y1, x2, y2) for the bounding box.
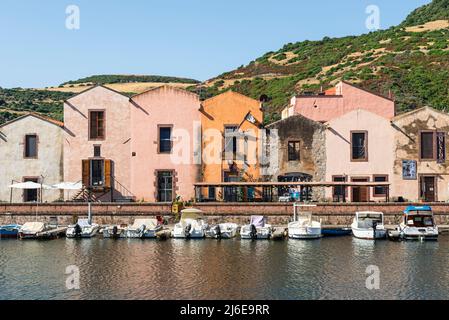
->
(402, 160, 417, 180)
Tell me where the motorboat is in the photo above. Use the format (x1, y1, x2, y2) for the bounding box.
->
(351, 212, 386, 240)
(102, 224, 127, 239)
(240, 216, 273, 240)
(0, 224, 21, 239)
(393, 206, 438, 241)
(321, 227, 352, 237)
(288, 213, 322, 239)
(206, 223, 239, 239)
(125, 218, 162, 239)
(172, 208, 207, 239)
(66, 219, 100, 238)
(18, 222, 50, 239)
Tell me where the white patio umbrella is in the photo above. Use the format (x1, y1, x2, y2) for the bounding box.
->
(51, 181, 82, 202)
(8, 182, 52, 217)
(51, 182, 82, 190)
(8, 181, 52, 189)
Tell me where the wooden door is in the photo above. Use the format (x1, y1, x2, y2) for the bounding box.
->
(422, 176, 436, 202)
(352, 178, 369, 202)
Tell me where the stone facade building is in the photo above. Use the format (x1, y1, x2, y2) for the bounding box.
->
(0, 113, 64, 202)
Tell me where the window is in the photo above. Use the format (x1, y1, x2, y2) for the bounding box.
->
(332, 176, 347, 202)
(89, 111, 105, 140)
(159, 127, 172, 153)
(224, 125, 238, 160)
(90, 159, 104, 187)
(351, 131, 368, 161)
(420, 131, 446, 162)
(24, 134, 37, 158)
(288, 141, 300, 161)
(94, 145, 101, 158)
(373, 175, 388, 197)
(157, 171, 173, 202)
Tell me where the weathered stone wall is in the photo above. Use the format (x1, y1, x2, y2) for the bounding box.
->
(2, 202, 449, 226)
(266, 115, 326, 201)
(392, 107, 449, 202)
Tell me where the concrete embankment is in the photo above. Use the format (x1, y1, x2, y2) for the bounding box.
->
(2, 202, 449, 226)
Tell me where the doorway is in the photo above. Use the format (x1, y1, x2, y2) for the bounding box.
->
(23, 177, 39, 202)
(420, 176, 436, 202)
(351, 177, 369, 202)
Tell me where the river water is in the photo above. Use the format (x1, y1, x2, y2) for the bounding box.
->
(0, 236, 448, 300)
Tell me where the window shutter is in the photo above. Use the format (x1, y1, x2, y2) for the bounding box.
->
(104, 159, 112, 188)
(82, 160, 90, 187)
(437, 132, 446, 163)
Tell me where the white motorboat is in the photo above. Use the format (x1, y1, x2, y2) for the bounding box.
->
(102, 224, 127, 238)
(351, 212, 387, 240)
(125, 218, 162, 239)
(289, 214, 322, 239)
(240, 216, 273, 240)
(18, 222, 48, 239)
(172, 208, 207, 239)
(66, 219, 100, 238)
(288, 204, 321, 239)
(393, 206, 438, 241)
(207, 223, 239, 239)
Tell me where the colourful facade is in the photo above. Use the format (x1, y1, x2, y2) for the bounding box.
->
(199, 91, 263, 200)
(283, 81, 395, 122)
(130, 86, 201, 202)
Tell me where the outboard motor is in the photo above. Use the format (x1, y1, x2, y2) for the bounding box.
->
(74, 224, 82, 238)
(372, 221, 378, 239)
(112, 225, 119, 239)
(250, 224, 258, 240)
(139, 225, 147, 238)
(215, 224, 222, 239)
(184, 224, 192, 239)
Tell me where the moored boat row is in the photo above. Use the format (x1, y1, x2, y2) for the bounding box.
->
(0, 205, 440, 241)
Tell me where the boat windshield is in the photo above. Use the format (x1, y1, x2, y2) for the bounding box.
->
(405, 215, 434, 228)
(358, 213, 382, 222)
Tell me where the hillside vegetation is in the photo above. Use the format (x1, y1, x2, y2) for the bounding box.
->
(201, 0, 449, 123)
(1, 0, 448, 125)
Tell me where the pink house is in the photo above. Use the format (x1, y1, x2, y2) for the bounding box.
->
(282, 81, 395, 122)
(63, 85, 200, 203)
(130, 86, 201, 202)
(63, 86, 132, 201)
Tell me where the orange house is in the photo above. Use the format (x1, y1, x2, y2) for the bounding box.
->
(200, 91, 264, 201)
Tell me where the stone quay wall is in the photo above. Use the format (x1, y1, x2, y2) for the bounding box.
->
(2, 202, 449, 226)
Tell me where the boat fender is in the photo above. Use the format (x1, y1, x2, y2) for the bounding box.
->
(250, 224, 257, 240)
(184, 224, 192, 238)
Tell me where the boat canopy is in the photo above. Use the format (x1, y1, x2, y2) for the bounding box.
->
(250, 215, 265, 227)
(404, 205, 432, 215)
(180, 208, 203, 221)
(130, 219, 158, 229)
(20, 222, 45, 233)
(77, 219, 91, 227)
(356, 212, 383, 221)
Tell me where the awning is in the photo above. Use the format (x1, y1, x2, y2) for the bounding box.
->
(51, 182, 82, 190)
(8, 182, 52, 190)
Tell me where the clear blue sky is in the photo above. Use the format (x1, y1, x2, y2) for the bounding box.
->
(0, 0, 430, 88)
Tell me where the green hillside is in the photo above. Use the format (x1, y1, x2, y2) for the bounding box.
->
(62, 74, 200, 86)
(202, 0, 449, 123)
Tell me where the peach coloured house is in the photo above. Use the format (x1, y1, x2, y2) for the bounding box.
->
(63, 86, 132, 202)
(324, 109, 395, 202)
(282, 81, 395, 122)
(199, 91, 263, 201)
(130, 86, 201, 202)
